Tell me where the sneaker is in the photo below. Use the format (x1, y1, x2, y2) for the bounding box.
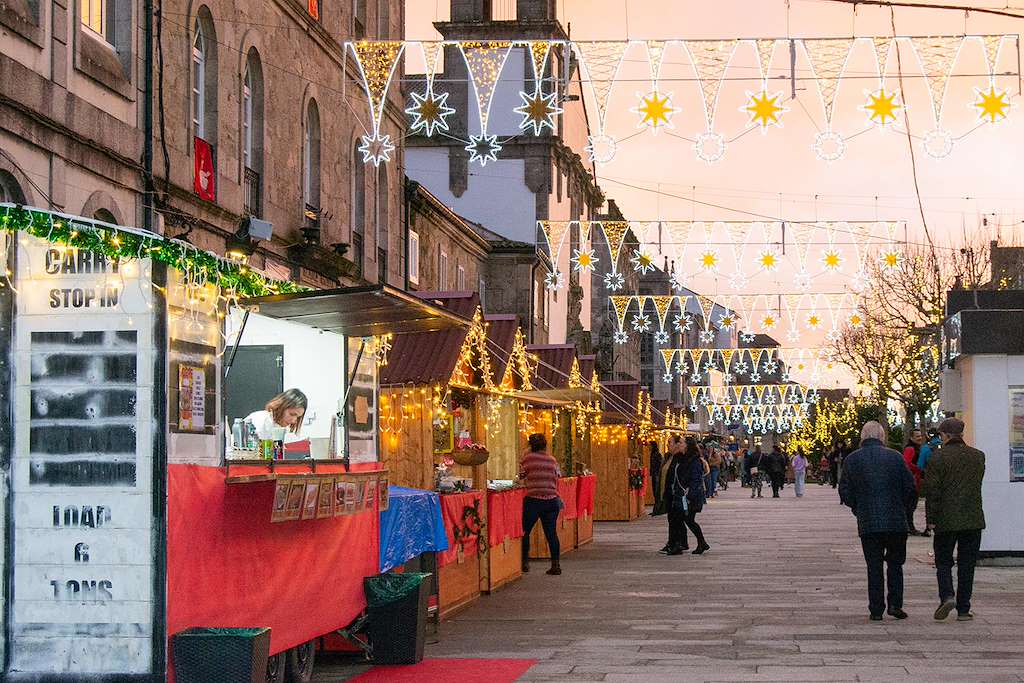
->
(870, 614, 883, 622)
(887, 607, 908, 620)
(934, 598, 956, 621)
(956, 612, 974, 622)
(665, 547, 684, 556)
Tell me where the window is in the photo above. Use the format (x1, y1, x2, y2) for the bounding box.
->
(0, 170, 27, 204)
(242, 49, 264, 217)
(303, 99, 321, 213)
(351, 141, 365, 277)
(478, 278, 486, 308)
(81, 0, 106, 39)
(408, 230, 420, 285)
(438, 251, 448, 289)
(377, 0, 389, 38)
(376, 166, 389, 283)
(192, 20, 205, 139)
(242, 68, 252, 168)
(456, 265, 465, 290)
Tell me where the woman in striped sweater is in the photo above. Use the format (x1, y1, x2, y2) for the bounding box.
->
(519, 433, 563, 575)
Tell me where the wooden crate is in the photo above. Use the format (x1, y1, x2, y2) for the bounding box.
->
(438, 550, 481, 620)
(527, 512, 577, 559)
(576, 511, 594, 546)
(485, 536, 522, 593)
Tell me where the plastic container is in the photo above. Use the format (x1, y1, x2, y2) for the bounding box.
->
(172, 626, 271, 683)
(364, 572, 431, 664)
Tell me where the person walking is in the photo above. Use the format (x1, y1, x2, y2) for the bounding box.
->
(839, 421, 918, 621)
(766, 445, 787, 498)
(923, 417, 986, 622)
(792, 449, 808, 498)
(706, 446, 723, 498)
(917, 431, 941, 472)
(661, 436, 710, 556)
(659, 435, 688, 554)
(828, 442, 841, 488)
(519, 433, 563, 576)
(745, 446, 765, 498)
(902, 429, 926, 536)
(648, 440, 664, 515)
(818, 452, 831, 486)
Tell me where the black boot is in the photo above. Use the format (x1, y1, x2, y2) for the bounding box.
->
(546, 559, 561, 575)
(522, 555, 530, 573)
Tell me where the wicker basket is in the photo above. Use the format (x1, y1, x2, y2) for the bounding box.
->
(451, 448, 490, 466)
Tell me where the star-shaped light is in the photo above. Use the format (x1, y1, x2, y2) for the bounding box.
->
(821, 248, 844, 271)
(631, 250, 657, 274)
(358, 132, 396, 166)
(514, 88, 563, 136)
(761, 314, 778, 330)
(465, 133, 501, 166)
(717, 313, 736, 330)
(750, 371, 762, 383)
(763, 360, 779, 374)
(703, 361, 716, 374)
(654, 330, 670, 344)
(848, 312, 864, 328)
(734, 360, 749, 374)
(614, 329, 629, 345)
(862, 88, 902, 126)
(673, 313, 694, 332)
(675, 360, 688, 375)
(690, 372, 702, 384)
(723, 372, 735, 384)
(758, 249, 780, 271)
(740, 331, 755, 344)
(604, 271, 625, 291)
(670, 272, 689, 291)
(729, 273, 749, 290)
(662, 371, 674, 384)
(584, 134, 617, 163)
(406, 88, 456, 137)
(631, 314, 652, 333)
(880, 248, 903, 270)
(805, 313, 822, 329)
(764, 393, 776, 405)
(699, 250, 720, 271)
(972, 85, 1011, 124)
(632, 90, 678, 132)
(743, 90, 787, 131)
(699, 328, 715, 343)
(544, 270, 565, 290)
(781, 370, 792, 382)
(743, 393, 755, 405)
(571, 248, 598, 272)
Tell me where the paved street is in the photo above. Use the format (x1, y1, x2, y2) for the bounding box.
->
(316, 482, 1024, 682)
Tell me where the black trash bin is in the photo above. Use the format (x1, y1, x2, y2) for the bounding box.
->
(172, 626, 271, 683)
(364, 572, 431, 664)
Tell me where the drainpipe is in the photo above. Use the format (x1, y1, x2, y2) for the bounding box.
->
(143, 0, 154, 232)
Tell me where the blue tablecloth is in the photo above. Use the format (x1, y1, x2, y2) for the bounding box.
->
(379, 486, 449, 573)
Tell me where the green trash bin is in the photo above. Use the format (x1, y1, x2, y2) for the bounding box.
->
(172, 627, 271, 683)
(364, 572, 431, 664)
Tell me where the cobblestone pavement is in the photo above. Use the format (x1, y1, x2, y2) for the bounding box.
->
(315, 482, 1024, 682)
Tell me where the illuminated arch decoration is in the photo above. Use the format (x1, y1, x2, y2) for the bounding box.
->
(349, 41, 405, 165)
(909, 36, 965, 159)
(460, 41, 514, 165)
(575, 41, 630, 163)
(802, 38, 855, 162)
(685, 39, 737, 162)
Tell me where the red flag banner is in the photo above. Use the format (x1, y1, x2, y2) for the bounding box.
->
(193, 136, 216, 201)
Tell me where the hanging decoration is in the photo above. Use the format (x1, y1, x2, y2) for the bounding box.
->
(528, 40, 553, 90)
(910, 36, 964, 159)
(600, 220, 631, 273)
(575, 41, 630, 162)
(460, 41, 513, 165)
(803, 38, 855, 161)
(686, 40, 737, 162)
(406, 41, 455, 137)
(972, 85, 1012, 124)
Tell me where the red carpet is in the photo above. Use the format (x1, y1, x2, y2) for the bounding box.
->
(349, 658, 537, 682)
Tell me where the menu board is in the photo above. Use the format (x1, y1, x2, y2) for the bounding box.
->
(1010, 387, 1024, 482)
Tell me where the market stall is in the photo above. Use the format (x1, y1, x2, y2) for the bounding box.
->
(591, 382, 646, 521)
(527, 475, 579, 559)
(576, 474, 598, 546)
(485, 486, 526, 591)
(437, 490, 486, 618)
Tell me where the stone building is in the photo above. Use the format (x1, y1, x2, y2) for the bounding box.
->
(405, 179, 489, 293)
(404, 0, 604, 347)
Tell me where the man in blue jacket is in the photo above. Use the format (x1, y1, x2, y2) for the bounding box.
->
(840, 421, 918, 621)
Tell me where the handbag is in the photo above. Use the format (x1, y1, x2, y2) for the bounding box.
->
(669, 468, 689, 514)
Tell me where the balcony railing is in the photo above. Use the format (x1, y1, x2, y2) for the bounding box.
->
(243, 167, 261, 218)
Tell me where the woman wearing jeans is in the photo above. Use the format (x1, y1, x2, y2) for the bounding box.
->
(792, 449, 808, 497)
(520, 433, 563, 575)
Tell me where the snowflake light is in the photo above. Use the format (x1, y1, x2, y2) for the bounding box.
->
(764, 393, 776, 405)
(654, 330, 670, 344)
(632, 89, 678, 132)
(690, 372, 702, 384)
(406, 88, 455, 137)
(781, 370, 792, 382)
(763, 360, 778, 374)
(923, 129, 954, 159)
(740, 331, 755, 343)
(820, 248, 844, 271)
(515, 87, 563, 135)
(699, 328, 715, 343)
(694, 131, 726, 163)
(662, 371, 673, 384)
(632, 314, 652, 333)
(723, 372, 735, 384)
(743, 393, 755, 405)
(465, 133, 501, 166)
(673, 313, 694, 332)
(698, 250, 720, 271)
(729, 273, 749, 290)
(631, 250, 657, 274)
(571, 248, 598, 272)
(358, 132, 396, 166)
(813, 131, 846, 162)
(544, 270, 565, 290)
(734, 360, 749, 374)
(670, 271, 690, 291)
(604, 271, 625, 291)
(614, 329, 629, 345)
(749, 371, 761, 383)
(758, 248, 780, 271)
(584, 134, 617, 163)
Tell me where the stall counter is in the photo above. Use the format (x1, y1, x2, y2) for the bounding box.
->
(438, 491, 485, 618)
(576, 474, 597, 546)
(485, 487, 526, 592)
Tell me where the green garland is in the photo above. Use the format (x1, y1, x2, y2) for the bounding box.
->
(0, 205, 304, 298)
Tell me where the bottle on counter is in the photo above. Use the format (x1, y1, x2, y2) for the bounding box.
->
(231, 419, 244, 451)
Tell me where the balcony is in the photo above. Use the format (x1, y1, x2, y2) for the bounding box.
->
(243, 167, 261, 218)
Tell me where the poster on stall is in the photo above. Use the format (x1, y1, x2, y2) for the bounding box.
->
(177, 364, 206, 431)
(1009, 388, 1024, 482)
(345, 337, 378, 464)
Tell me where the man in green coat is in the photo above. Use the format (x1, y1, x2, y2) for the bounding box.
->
(923, 417, 986, 622)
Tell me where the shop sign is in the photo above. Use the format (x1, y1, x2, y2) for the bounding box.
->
(8, 236, 156, 675)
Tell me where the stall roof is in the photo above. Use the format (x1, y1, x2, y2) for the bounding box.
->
(378, 292, 480, 386)
(578, 355, 596, 385)
(602, 381, 641, 415)
(527, 344, 577, 390)
(241, 284, 471, 337)
(484, 314, 519, 383)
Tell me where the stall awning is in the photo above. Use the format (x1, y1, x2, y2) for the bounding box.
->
(379, 292, 480, 386)
(241, 285, 471, 337)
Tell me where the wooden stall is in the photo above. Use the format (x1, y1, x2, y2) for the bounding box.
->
(591, 381, 646, 521)
(485, 487, 526, 592)
(527, 476, 578, 559)
(437, 491, 485, 618)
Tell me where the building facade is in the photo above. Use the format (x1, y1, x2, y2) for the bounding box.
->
(406, 179, 489, 293)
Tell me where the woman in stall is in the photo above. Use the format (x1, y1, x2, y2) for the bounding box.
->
(245, 388, 309, 443)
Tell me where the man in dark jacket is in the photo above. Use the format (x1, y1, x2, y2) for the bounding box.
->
(765, 446, 787, 498)
(839, 421, 918, 621)
(922, 417, 986, 622)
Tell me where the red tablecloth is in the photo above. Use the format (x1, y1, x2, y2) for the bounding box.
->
(576, 474, 597, 517)
(640, 467, 649, 498)
(439, 491, 485, 567)
(167, 464, 378, 658)
(558, 477, 578, 520)
(486, 488, 526, 547)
